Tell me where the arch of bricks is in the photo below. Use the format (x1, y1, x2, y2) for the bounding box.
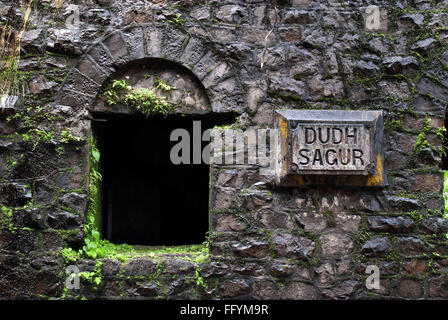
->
(56, 23, 244, 115)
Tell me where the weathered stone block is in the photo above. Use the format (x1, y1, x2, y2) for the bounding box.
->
(402, 259, 426, 276)
(420, 217, 448, 235)
(398, 14, 425, 30)
(295, 212, 327, 232)
(87, 43, 114, 70)
(76, 56, 108, 84)
(65, 71, 101, 97)
(192, 51, 221, 80)
(283, 9, 317, 24)
(429, 275, 448, 298)
(179, 36, 206, 67)
(101, 259, 121, 277)
(21, 29, 44, 53)
(47, 211, 81, 230)
(269, 263, 296, 278)
(1, 183, 32, 207)
(385, 195, 422, 212)
(124, 258, 156, 276)
(28, 75, 57, 95)
(136, 282, 159, 297)
(161, 26, 189, 62)
(321, 11, 358, 31)
(281, 282, 314, 300)
(396, 279, 423, 299)
(213, 187, 238, 211)
(257, 47, 286, 71)
(102, 32, 127, 62)
(215, 5, 247, 24)
(252, 277, 279, 299)
(201, 262, 229, 278)
(278, 26, 302, 42)
(321, 233, 354, 257)
(272, 233, 315, 259)
(215, 169, 245, 188)
(382, 56, 419, 74)
(397, 237, 426, 256)
(12, 209, 46, 230)
(232, 240, 269, 259)
(145, 26, 164, 57)
(368, 216, 414, 233)
(59, 192, 88, 214)
(219, 279, 250, 298)
(122, 27, 145, 61)
(47, 28, 82, 55)
(335, 213, 361, 233)
(411, 38, 438, 55)
(417, 78, 448, 102)
(289, 47, 321, 76)
(202, 62, 231, 89)
(412, 174, 442, 193)
(190, 6, 210, 21)
(315, 262, 335, 284)
(215, 213, 246, 232)
(233, 262, 265, 276)
(269, 75, 306, 97)
(320, 280, 359, 299)
(241, 27, 275, 46)
(413, 95, 445, 114)
(361, 237, 392, 257)
(255, 209, 294, 229)
(385, 151, 407, 171)
(378, 80, 411, 99)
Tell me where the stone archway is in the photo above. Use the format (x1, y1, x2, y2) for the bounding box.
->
(55, 23, 245, 116)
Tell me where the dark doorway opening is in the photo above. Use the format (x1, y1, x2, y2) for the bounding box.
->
(92, 112, 236, 246)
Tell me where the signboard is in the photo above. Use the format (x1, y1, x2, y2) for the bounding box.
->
(294, 124, 370, 172)
(275, 110, 385, 187)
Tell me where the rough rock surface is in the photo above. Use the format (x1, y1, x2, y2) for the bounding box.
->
(0, 0, 446, 301)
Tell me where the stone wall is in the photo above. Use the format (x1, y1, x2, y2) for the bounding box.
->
(1, 0, 448, 299)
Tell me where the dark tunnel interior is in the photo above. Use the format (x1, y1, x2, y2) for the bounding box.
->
(92, 112, 236, 246)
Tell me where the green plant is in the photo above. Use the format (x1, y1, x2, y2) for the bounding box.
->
(437, 126, 448, 157)
(55, 146, 65, 154)
(413, 115, 431, 152)
(408, 210, 423, 222)
(102, 78, 173, 117)
(32, 128, 54, 147)
(60, 129, 84, 144)
(124, 87, 171, 117)
(102, 78, 132, 105)
(1, 206, 15, 233)
(154, 77, 175, 92)
(414, 131, 429, 151)
(60, 135, 134, 262)
(168, 13, 185, 25)
(61, 247, 78, 263)
(444, 171, 448, 219)
(79, 261, 103, 289)
(322, 209, 336, 227)
(193, 266, 206, 288)
(81, 136, 133, 259)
